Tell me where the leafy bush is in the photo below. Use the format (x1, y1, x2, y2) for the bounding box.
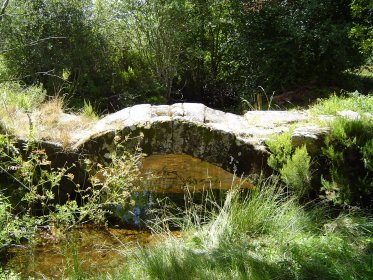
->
(0, 268, 20, 280)
(321, 116, 373, 206)
(0, 194, 13, 246)
(0, 193, 38, 250)
(0, 131, 144, 248)
(0, 0, 365, 110)
(267, 94, 373, 206)
(280, 146, 312, 199)
(349, 0, 373, 61)
(266, 130, 293, 171)
(0, 82, 46, 112)
(267, 131, 312, 199)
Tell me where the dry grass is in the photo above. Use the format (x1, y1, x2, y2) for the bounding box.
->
(0, 94, 96, 149)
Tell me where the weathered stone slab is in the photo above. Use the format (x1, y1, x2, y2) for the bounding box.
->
(244, 111, 309, 126)
(128, 104, 152, 125)
(182, 103, 205, 123)
(204, 107, 226, 124)
(291, 126, 330, 155)
(9, 103, 341, 175)
(170, 103, 184, 117)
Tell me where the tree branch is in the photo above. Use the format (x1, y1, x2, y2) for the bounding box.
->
(0, 0, 10, 21)
(0, 36, 67, 53)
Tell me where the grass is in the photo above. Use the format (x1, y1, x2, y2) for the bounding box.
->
(97, 178, 373, 280)
(2, 180, 372, 279)
(0, 82, 98, 148)
(310, 91, 373, 116)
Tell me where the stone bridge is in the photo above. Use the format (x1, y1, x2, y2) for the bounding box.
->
(68, 103, 328, 175)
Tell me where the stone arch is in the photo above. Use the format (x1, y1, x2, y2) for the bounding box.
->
(77, 119, 268, 175)
(73, 103, 321, 176)
(73, 103, 277, 175)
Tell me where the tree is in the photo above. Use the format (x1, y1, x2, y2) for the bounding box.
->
(0, 0, 9, 21)
(350, 0, 373, 62)
(114, 0, 193, 102)
(229, 0, 363, 96)
(0, 0, 114, 108)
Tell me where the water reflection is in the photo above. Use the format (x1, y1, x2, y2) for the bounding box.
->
(115, 154, 252, 226)
(141, 154, 252, 192)
(2, 227, 153, 279)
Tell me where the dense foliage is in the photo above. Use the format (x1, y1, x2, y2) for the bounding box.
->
(0, 0, 368, 111)
(267, 92, 373, 207)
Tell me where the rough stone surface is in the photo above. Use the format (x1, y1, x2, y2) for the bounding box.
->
(65, 103, 330, 175)
(292, 126, 330, 155)
(3, 103, 339, 175)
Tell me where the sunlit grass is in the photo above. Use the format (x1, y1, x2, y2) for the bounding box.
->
(310, 91, 373, 116)
(99, 178, 373, 280)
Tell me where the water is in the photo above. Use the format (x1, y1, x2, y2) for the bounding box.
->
(1, 227, 153, 279)
(114, 154, 252, 226)
(141, 154, 252, 192)
(1, 154, 251, 279)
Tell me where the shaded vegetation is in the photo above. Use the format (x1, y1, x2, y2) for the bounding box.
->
(267, 92, 373, 206)
(0, 0, 370, 111)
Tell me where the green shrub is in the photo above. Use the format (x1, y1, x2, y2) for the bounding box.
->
(280, 146, 311, 199)
(267, 131, 313, 199)
(266, 130, 293, 172)
(81, 99, 99, 120)
(310, 91, 373, 116)
(0, 193, 38, 250)
(0, 194, 12, 246)
(0, 130, 144, 246)
(0, 268, 20, 280)
(321, 116, 373, 206)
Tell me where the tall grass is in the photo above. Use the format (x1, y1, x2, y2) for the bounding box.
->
(101, 178, 373, 280)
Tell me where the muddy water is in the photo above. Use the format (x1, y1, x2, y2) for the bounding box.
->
(2, 227, 154, 279)
(115, 154, 252, 226)
(1, 154, 251, 279)
(141, 154, 252, 192)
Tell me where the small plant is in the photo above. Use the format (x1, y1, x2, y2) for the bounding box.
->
(81, 99, 99, 120)
(266, 130, 313, 199)
(280, 146, 311, 199)
(0, 268, 20, 280)
(0, 82, 46, 112)
(81, 136, 144, 225)
(266, 130, 293, 171)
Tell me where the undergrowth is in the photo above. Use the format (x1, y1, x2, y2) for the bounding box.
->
(0, 81, 99, 147)
(103, 180, 373, 280)
(266, 91, 373, 206)
(311, 91, 373, 116)
(0, 132, 144, 249)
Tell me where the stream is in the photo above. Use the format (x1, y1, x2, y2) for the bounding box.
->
(1, 154, 251, 279)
